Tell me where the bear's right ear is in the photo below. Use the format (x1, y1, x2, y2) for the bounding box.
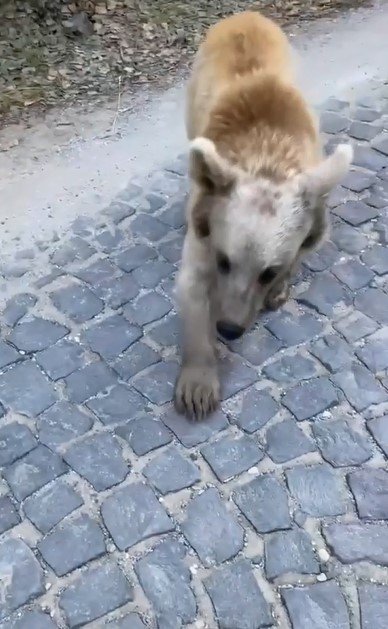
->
(190, 137, 236, 192)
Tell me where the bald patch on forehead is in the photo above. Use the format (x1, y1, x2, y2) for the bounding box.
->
(259, 189, 277, 216)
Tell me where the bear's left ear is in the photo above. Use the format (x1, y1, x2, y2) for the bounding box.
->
(189, 137, 237, 192)
(299, 144, 353, 201)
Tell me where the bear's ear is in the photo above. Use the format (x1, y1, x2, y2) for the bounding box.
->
(189, 137, 236, 192)
(299, 144, 353, 201)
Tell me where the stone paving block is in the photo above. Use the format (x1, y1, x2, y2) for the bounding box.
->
(353, 107, 381, 122)
(51, 236, 95, 266)
(75, 259, 118, 286)
(2, 293, 37, 327)
(38, 513, 105, 576)
(324, 522, 388, 565)
(331, 223, 368, 254)
(132, 360, 178, 405)
(359, 584, 388, 629)
(286, 464, 349, 517)
(341, 171, 375, 192)
(282, 581, 350, 629)
(8, 316, 68, 352)
(372, 132, 388, 155)
(0, 339, 21, 369)
(162, 407, 228, 447)
(201, 433, 264, 482)
(333, 200, 378, 225)
(233, 326, 283, 365)
(136, 539, 196, 625)
(103, 200, 135, 224)
(35, 269, 64, 289)
(23, 480, 83, 533)
(5, 445, 67, 501)
(86, 384, 146, 425)
(1, 610, 58, 629)
(204, 559, 272, 629)
(304, 240, 340, 271)
(263, 353, 318, 383)
(94, 273, 139, 309)
(313, 419, 373, 467)
(0, 495, 20, 534)
(322, 97, 348, 112)
(348, 468, 388, 520)
(64, 433, 128, 491)
(182, 488, 243, 566)
(332, 259, 374, 290)
(65, 362, 117, 403)
(298, 272, 351, 316)
(266, 418, 316, 463)
(148, 314, 180, 347)
(101, 483, 174, 550)
(334, 310, 379, 343)
(233, 475, 291, 534)
(0, 538, 45, 621)
(60, 561, 133, 628)
(356, 327, 388, 372)
(0, 360, 57, 417)
(143, 446, 200, 494)
(105, 614, 146, 629)
(114, 244, 157, 272)
(235, 388, 279, 433)
(132, 260, 175, 289)
(131, 213, 170, 241)
(368, 415, 388, 456)
(309, 334, 353, 372)
(123, 291, 172, 326)
(365, 192, 388, 208)
(282, 377, 339, 421)
(220, 354, 258, 400)
(82, 314, 142, 361)
(116, 414, 172, 455)
(36, 339, 85, 380)
(320, 112, 350, 134)
(0, 422, 37, 466)
(349, 121, 382, 141)
(355, 287, 388, 324)
(158, 200, 185, 229)
(333, 363, 388, 411)
(95, 228, 124, 253)
(265, 529, 319, 580)
(362, 244, 388, 274)
(265, 310, 323, 345)
(113, 341, 160, 380)
(352, 145, 387, 171)
(145, 191, 168, 211)
(51, 282, 103, 323)
(38, 401, 93, 449)
(158, 234, 184, 264)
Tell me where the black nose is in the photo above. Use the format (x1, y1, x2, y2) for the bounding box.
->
(217, 321, 244, 341)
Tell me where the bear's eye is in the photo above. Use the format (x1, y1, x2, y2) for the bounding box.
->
(217, 252, 231, 274)
(259, 267, 278, 285)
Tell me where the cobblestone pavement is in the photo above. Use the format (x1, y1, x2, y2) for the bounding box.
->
(1, 80, 388, 629)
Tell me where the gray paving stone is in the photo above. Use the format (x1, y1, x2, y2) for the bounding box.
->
(320, 112, 350, 134)
(116, 414, 172, 455)
(0, 360, 57, 416)
(372, 132, 388, 156)
(51, 283, 103, 323)
(353, 107, 381, 122)
(359, 584, 388, 629)
(201, 433, 264, 482)
(38, 513, 105, 576)
(23, 480, 82, 533)
(159, 200, 185, 229)
(74, 258, 118, 285)
(365, 192, 388, 208)
(333, 364, 388, 411)
(64, 433, 128, 491)
(355, 288, 388, 324)
(282, 377, 339, 421)
(298, 272, 350, 316)
(182, 488, 243, 565)
(35, 269, 63, 289)
(282, 581, 350, 629)
(86, 384, 146, 425)
(146, 191, 168, 211)
(60, 561, 133, 628)
(0, 495, 20, 534)
(136, 539, 196, 625)
(353, 145, 387, 171)
(266, 418, 316, 463)
(309, 334, 353, 372)
(158, 234, 184, 264)
(7, 317, 68, 353)
(265, 529, 319, 580)
(38, 401, 93, 449)
(36, 339, 85, 380)
(95, 228, 124, 253)
(286, 464, 349, 517)
(334, 310, 379, 343)
(1, 610, 58, 629)
(132, 260, 175, 289)
(132, 360, 178, 405)
(333, 200, 378, 225)
(331, 223, 368, 254)
(304, 241, 340, 271)
(162, 407, 228, 447)
(131, 213, 170, 241)
(322, 97, 348, 112)
(362, 244, 388, 274)
(83, 315, 142, 361)
(374, 217, 388, 245)
(2, 293, 37, 327)
(324, 522, 388, 565)
(342, 172, 375, 193)
(114, 244, 157, 272)
(113, 341, 160, 380)
(265, 310, 323, 345)
(143, 446, 200, 494)
(332, 259, 374, 290)
(148, 314, 180, 347)
(4, 445, 67, 501)
(368, 415, 388, 456)
(105, 614, 146, 629)
(348, 121, 381, 141)
(235, 388, 279, 433)
(94, 273, 140, 309)
(204, 559, 271, 629)
(0, 422, 37, 466)
(101, 483, 174, 550)
(233, 475, 291, 533)
(0, 339, 21, 369)
(356, 327, 388, 372)
(348, 468, 388, 520)
(51, 237, 95, 266)
(313, 419, 373, 467)
(233, 326, 283, 365)
(263, 353, 318, 383)
(103, 200, 136, 223)
(65, 362, 117, 403)
(0, 538, 45, 620)
(220, 354, 258, 400)
(123, 291, 172, 326)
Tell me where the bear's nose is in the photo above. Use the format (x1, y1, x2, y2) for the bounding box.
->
(216, 321, 244, 341)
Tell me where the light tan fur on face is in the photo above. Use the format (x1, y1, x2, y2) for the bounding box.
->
(175, 11, 353, 419)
